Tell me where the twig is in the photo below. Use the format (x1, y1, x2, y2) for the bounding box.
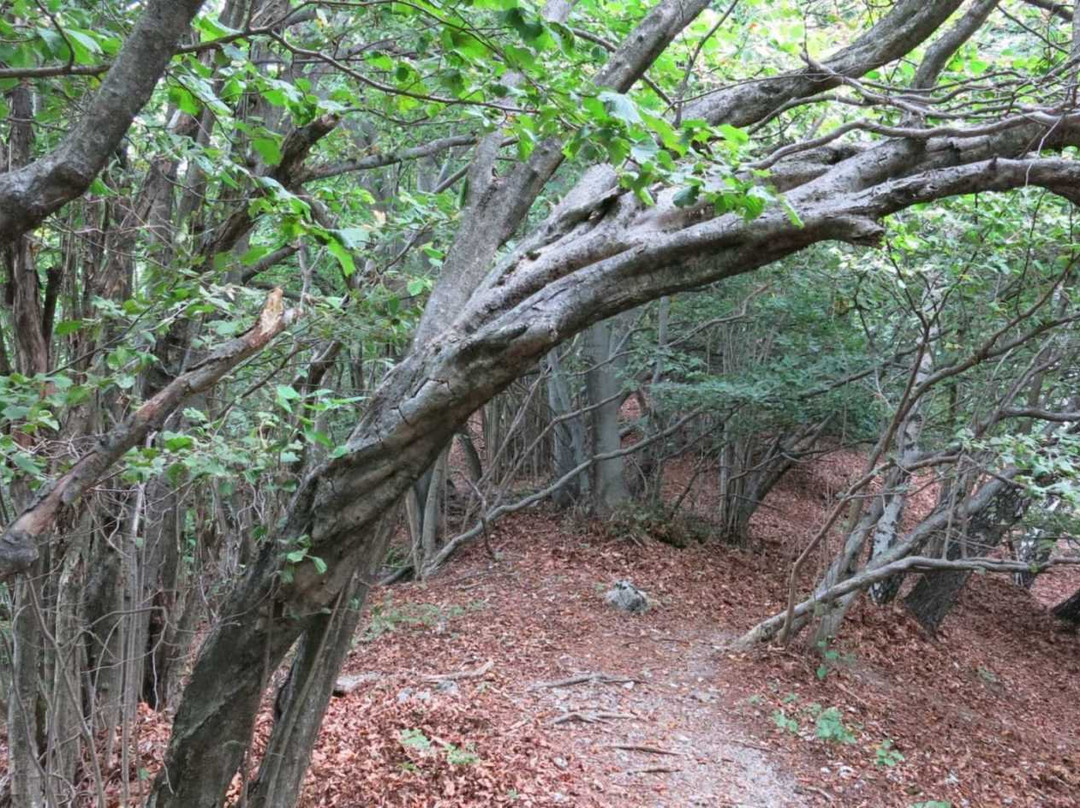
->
(532, 672, 640, 689)
(609, 744, 680, 756)
(623, 766, 681, 775)
(717, 736, 773, 752)
(551, 710, 634, 725)
(796, 784, 836, 803)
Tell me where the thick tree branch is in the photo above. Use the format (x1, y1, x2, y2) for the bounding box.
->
(414, 0, 714, 345)
(1020, 0, 1071, 23)
(0, 0, 207, 244)
(913, 0, 1000, 91)
(685, 0, 966, 126)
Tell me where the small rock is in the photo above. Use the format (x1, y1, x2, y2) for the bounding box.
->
(551, 792, 568, 803)
(553, 757, 568, 770)
(396, 687, 432, 703)
(435, 679, 459, 695)
(605, 580, 650, 613)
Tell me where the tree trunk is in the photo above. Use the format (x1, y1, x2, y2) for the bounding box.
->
(903, 569, 971, 634)
(585, 320, 629, 515)
(904, 482, 1028, 633)
(248, 515, 394, 808)
(1052, 586, 1080, 624)
(8, 573, 46, 808)
(544, 349, 589, 507)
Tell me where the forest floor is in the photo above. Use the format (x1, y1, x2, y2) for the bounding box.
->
(271, 451, 1080, 808)
(10, 452, 1080, 807)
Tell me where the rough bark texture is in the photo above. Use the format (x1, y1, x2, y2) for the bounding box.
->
(904, 483, 1028, 633)
(1052, 586, 1080, 624)
(0, 0, 207, 243)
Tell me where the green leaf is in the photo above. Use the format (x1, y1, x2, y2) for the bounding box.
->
(252, 136, 283, 166)
(598, 91, 641, 125)
(54, 319, 83, 336)
(717, 124, 749, 146)
(781, 197, 804, 228)
(400, 729, 432, 751)
(326, 237, 356, 276)
(163, 433, 195, 452)
(168, 85, 201, 116)
(673, 185, 700, 208)
(12, 452, 42, 477)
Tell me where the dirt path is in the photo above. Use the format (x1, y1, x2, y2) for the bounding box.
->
(298, 486, 1080, 806)
(309, 519, 817, 807)
(529, 626, 807, 807)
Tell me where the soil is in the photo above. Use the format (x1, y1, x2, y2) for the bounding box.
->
(5, 451, 1079, 807)
(289, 451, 1080, 807)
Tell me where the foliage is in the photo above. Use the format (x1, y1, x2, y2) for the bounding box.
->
(399, 728, 480, 766)
(813, 706, 856, 745)
(875, 739, 904, 768)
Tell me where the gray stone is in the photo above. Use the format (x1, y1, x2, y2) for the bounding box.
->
(605, 580, 650, 613)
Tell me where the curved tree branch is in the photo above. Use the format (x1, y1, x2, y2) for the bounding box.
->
(0, 0, 208, 244)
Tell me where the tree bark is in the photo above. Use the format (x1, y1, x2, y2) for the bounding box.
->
(247, 515, 395, 808)
(585, 320, 630, 515)
(0, 0, 208, 243)
(1052, 586, 1080, 624)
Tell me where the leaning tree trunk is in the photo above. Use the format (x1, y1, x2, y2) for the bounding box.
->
(904, 482, 1028, 633)
(1052, 586, 1080, 624)
(247, 514, 394, 808)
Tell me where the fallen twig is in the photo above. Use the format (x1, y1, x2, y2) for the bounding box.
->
(717, 736, 772, 752)
(624, 766, 680, 775)
(796, 783, 835, 803)
(609, 743, 680, 756)
(532, 672, 640, 689)
(551, 710, 634, 725)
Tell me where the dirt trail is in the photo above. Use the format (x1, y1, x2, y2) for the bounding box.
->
(529, 624, 807, 807)
(306, 513, 821, 807)
(302, 453, 1080, 807)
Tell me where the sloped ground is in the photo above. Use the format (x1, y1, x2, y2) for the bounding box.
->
(293, 452, 1080, 807)
(5, 452, 1079, 807)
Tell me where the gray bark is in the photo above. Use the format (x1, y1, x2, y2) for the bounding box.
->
(585, 321, 630, 515)
(0, 0, 208, 243)
(247, 515, 394, 808)
(544, 349, 589, 507)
